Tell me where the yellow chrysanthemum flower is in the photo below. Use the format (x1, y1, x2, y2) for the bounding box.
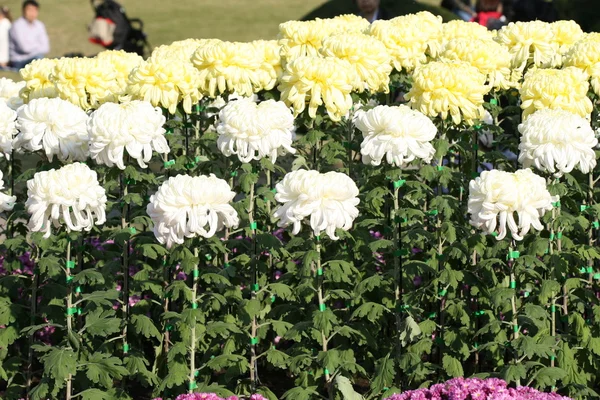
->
(252, 40, 282, 92)
(278, 56, 354, 122)
(320, 33, 392, 93)
(441, 20, 495, 44)
(551, 20, 584, 55)
(393, 12, 444, 57)
(495, 21, 559, 70)
(520, 67, 592, 119)
(278, 16, 368, 61)
(439, 38, 518, 90)
(127, 57, 202, 114)
(20, 58, 58, 102)
(151, 38, 222, 62)
(406, 61, 490, 125)
(563, 33, 600, 94)
(96, 50, 143, 95)
(52, 58, 120, 110)
(191, 41, 262, 98)
(369, 20, 427, 72)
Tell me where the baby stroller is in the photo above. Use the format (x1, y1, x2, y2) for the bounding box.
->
(88, 0, 151, 57)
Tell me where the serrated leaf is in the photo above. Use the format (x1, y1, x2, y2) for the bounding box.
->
(335, 375, 364, 400)
(282, 386, 320, 400)
(399, 316, 422, 346)
(83, 309, 121, 337)
(371, 355, 395, 394)
(350, 302, 389, 323)
(269, 283, 294, 300)
(131, 314, 161, 340)
(501, 363, 527, 383)
(534, 367, 567, 388)
(442, 354, 463, 378)
(41, 347, 77, 382)
(73, 269, 105, 285)
(85, 353, 128, 388)
(265, 348, 289, 368)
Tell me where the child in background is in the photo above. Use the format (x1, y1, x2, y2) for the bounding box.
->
(471, 0, 506, 29)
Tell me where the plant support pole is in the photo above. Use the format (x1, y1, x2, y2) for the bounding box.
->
(65, 238, 74, 400)
(315, 235, 332, 398)
(122, 179, 130, 356)
(248, 181, 259, 390)
(189, 247, 199, 393)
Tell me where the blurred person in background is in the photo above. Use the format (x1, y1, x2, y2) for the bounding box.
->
(9, 0, 49, 69)
(441, 0, 476, 20)
(472, 0, 506, 29)
(354, 0, 392, 22)
(0, 6, 12, 68)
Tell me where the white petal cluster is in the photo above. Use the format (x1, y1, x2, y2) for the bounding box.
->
(468, 169, 558, 241)
(26, 163, 107, 238)
(0, 78, 25, 110)
(274, 170, 360, 240)
(354, 105, 437, 167)
(0, 170, 15, 212)
(216, 97, 296, 163)
(15, 98, 88, 162)
(147, 174, 240, 248)
(0, 101, 17, 158)
(518, 108, 597, 176)
(88, 101, 169, 169)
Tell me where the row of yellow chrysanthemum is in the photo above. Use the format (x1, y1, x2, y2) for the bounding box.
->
(8, 13, 600, 124)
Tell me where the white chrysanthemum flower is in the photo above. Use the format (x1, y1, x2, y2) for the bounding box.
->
(15, 98, 89, 162)
(468, 168, 558, 241)
(354, 105, 437, 167)
(0, 170, 15, 212)
(216, 97, 295, 163)
(273, 170, 360, 240)
(26, 163, 107, 238)
(518, 108, 597, 176)
(147, 174, 239, 248)
(0, 78, 25, 110)
(0, 101, 17, 158)
(88, 101, 169, 169)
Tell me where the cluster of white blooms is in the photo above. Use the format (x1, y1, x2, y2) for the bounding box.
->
(147, 174, 240, 248)
(26, 163, 107, 238)
(216, 97, 295, 163)
(468, 169, 558, 241)
(273, 170, 360, 240)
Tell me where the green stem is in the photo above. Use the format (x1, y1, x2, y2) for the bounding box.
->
(391, 178, 402, 369)
(122, 179, 129, 356)
(315, 236, 332, 398)
(508, 240, 520, 387)
(65, 238, 73, 400)
(26, 260, 38, 398)
(248, 181, 259, 391)
(189, 246, 199, 393)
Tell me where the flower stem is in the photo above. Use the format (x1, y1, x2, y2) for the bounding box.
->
(189, 246, 199, 394)
(26, 259, 39, 398)
(65, 238, 73, 400)
(314, 235, 332, 398)
(508, 239, 520, 386)
(391, 178, 402, 370)
(121, 178, 129, 356)
(248, 181, 259, 391)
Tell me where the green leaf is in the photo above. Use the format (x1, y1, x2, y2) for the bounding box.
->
(0, 297, 18, 325)
(265, 348, 290, 368)
(41, 347, 77, 382)
(80, 290, 120, 307)
(350, 302, 389, 323)
(501, 364, 527, 384)
(534, 367, 567, 388)
(282, 386, 320, 400)
(371, 355, 395, 394)
(325, 260, 357, 284)
(442, 354, 464, 378)
(85, 353, 128, 388)
(131, 314, 161, 340)
(335, 375, 364, 400)
(313, 309, 337, 337)
(399, 316, 422, 347)
(83, 309, 121, 337)
(73, 270, 105, 285)
(269, 283, 294, 300)
(0, 326, 19, 348)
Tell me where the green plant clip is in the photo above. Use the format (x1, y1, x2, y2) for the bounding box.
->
(491, 231, 498, 237)
(428, 312, 437, 319)
(549, 233, 555, 240)
(164, 160, 175, 168)
(507, 251, 520, 260)
(317, 268, 323, 276)
(166, 324, 173, 331)
(250, 337, 258, 345)
(587, 266, 594, 273)
(189, 381, 197, 390)
(165, 128, 174, 136)
(205, 254, 212, 261)
(66, 261, 76, 269)
(437, 166, 444, 171)
(224, 262, 230, 268)
(594, 273, 600, 280)
(75, 286, 81, 293)
(66, 307, 78, 316)
(270, 188, 277, 193)
(192, 302, 198, 309)
(123, 343, 129, 353)
(250, 222, 258, 230)
(593, 221, 600, 229)
(513, 325, 519, 333)
(472, 144, 478, 151)
(524, 291, 529, 298)
(510, 281, 516, 289)
(552, 201, 560, 208)
(319, 304, 326, 312)
(581, 204, 590, 212)
(556, 232, 562, 239)
(315, 235, 320, 242)
(271, 295, 276, 303)
(125, 178, 136, 185)
(427, 209, 439, 216)
(550, 356, 555, 361)
(66, 276, 73, 283)
(490, 98, 498, 105)
(551, 305, 556, 312)
(193, 269, 199, 278)
(393, 179, 406, 189)
(580, 266, 587, 274)
(323, 368, 330, 375)
(439, 289, 447, 296)
(129, 227, 137, 235)
(252, 284, 259, 291)
(230, 171, 238, 177)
